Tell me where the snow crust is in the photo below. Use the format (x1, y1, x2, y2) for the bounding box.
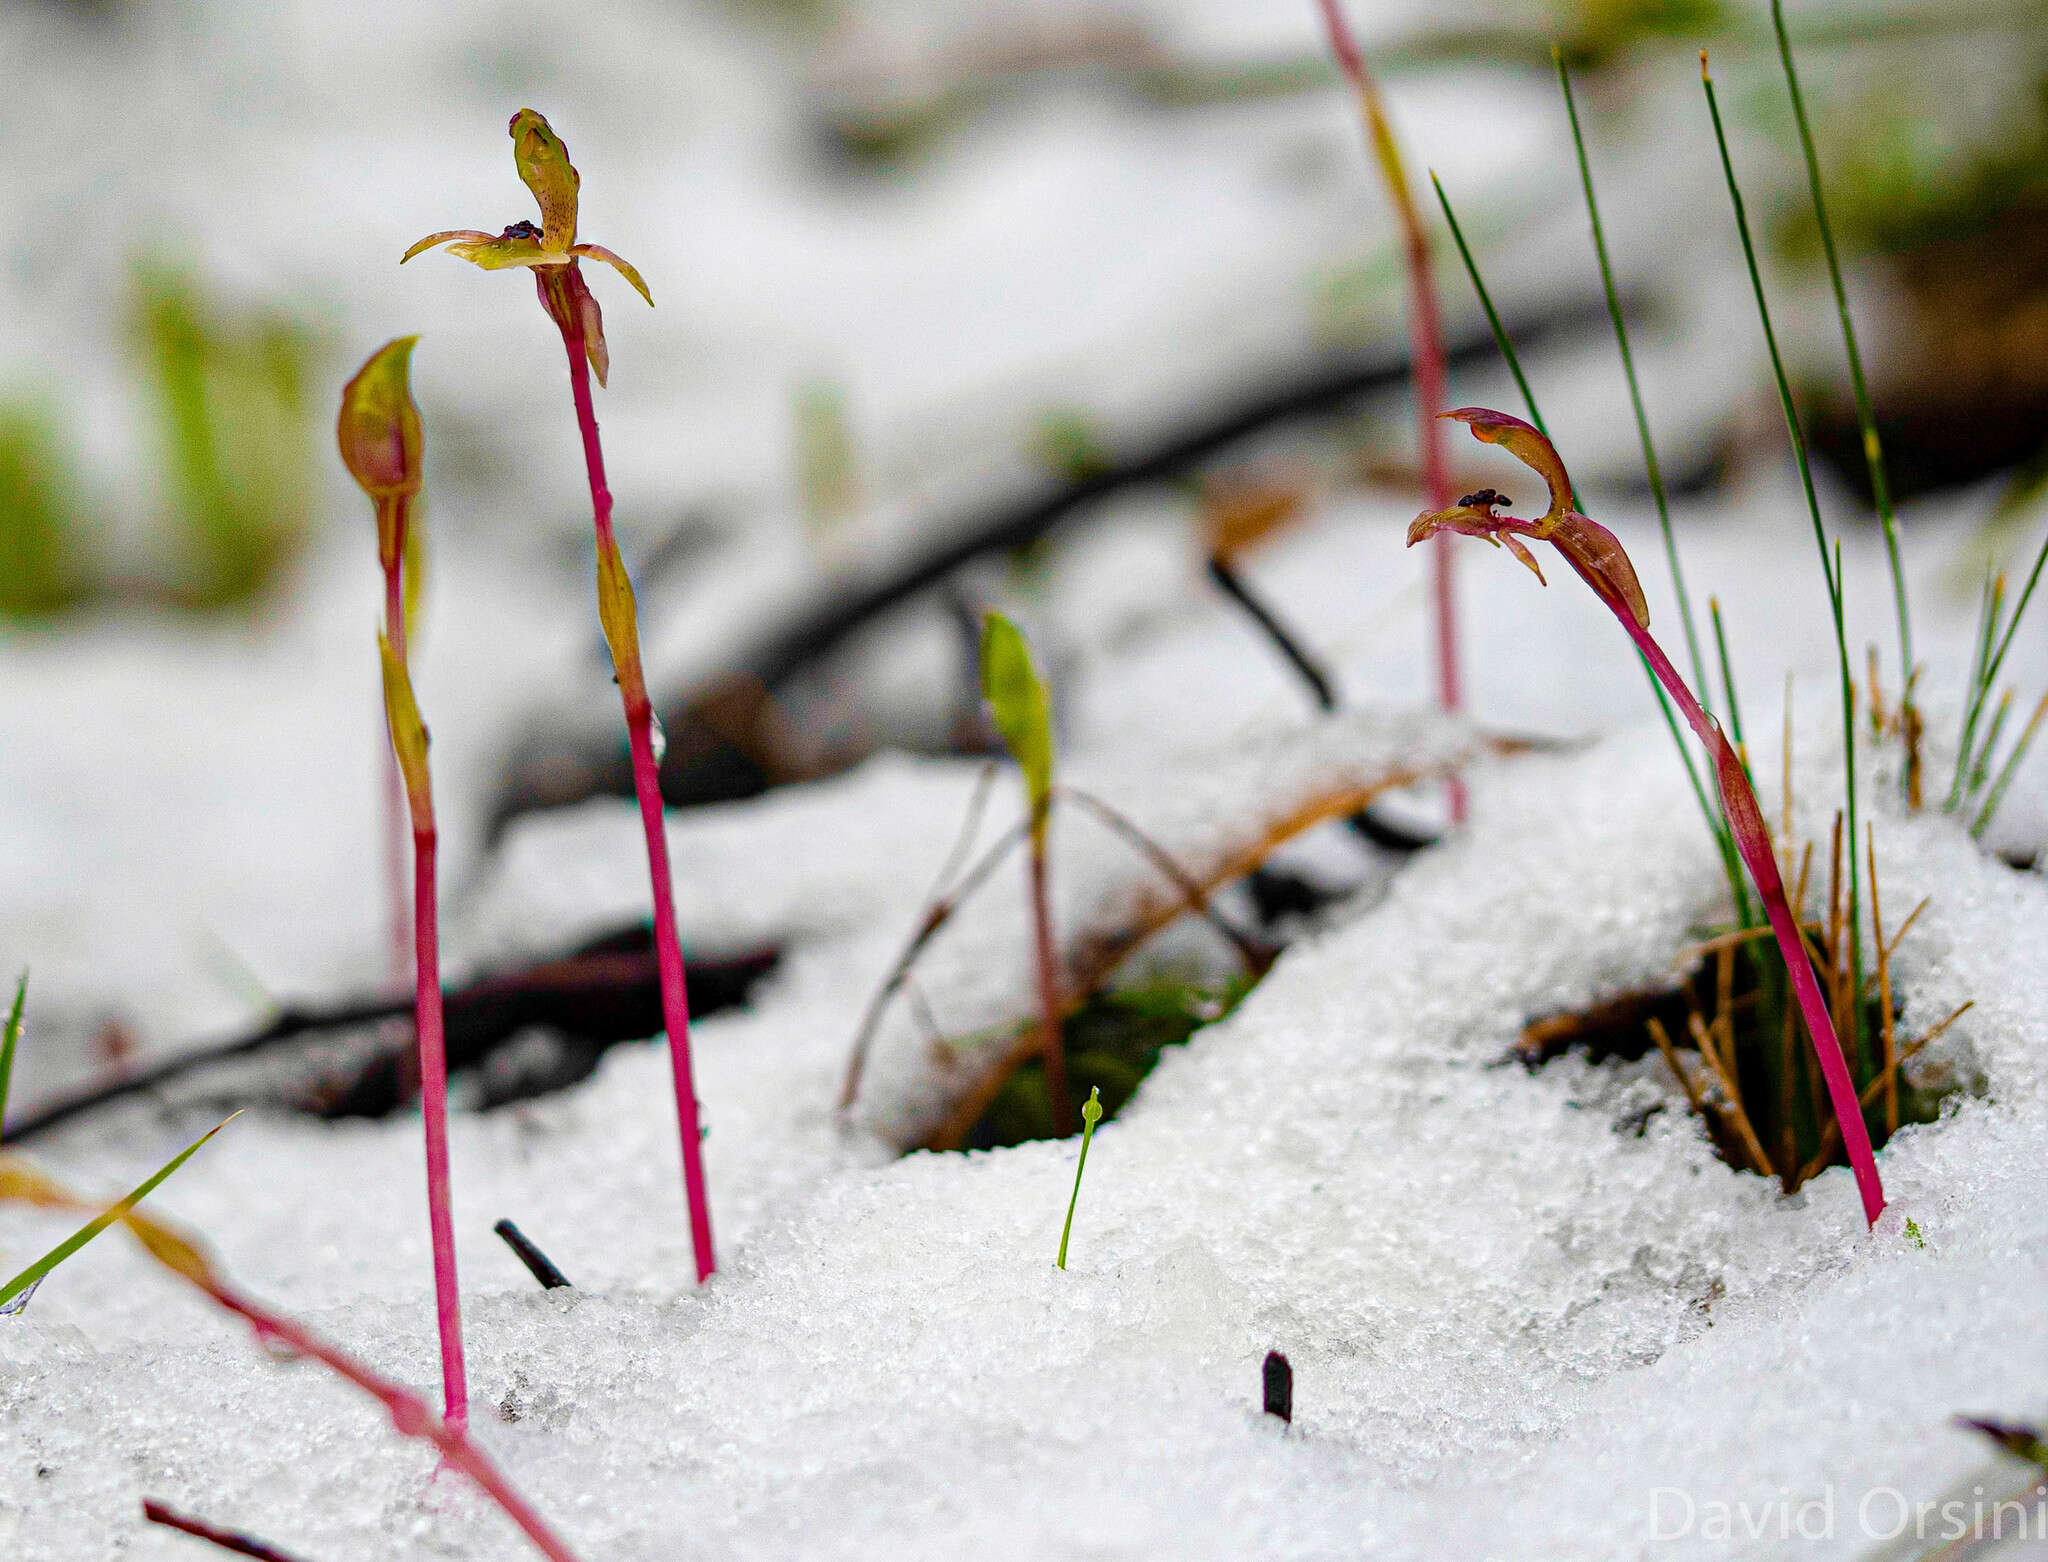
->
(7, 703, 2048, 1562)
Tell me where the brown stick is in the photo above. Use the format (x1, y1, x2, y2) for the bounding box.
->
(1796, 1002, 1973, 1186)
(143, 1500, 313, 1562)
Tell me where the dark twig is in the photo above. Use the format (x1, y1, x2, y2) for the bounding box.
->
(494, 298, 1618, 826)
(493, 1219, 572, 1290)
(1205, 557, 1439, 854)
(1056, 785, 1275, 973)
(142, 1499, 313, 1562)
(1207, 557, 1336, 708)
(1263, 1351, 1292, 1423)
(2, 930, 778, 1146)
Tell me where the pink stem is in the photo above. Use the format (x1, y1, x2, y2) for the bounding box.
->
(1315, 0, 1464, 820)
(1574, 564, 1885, 1226)
(411, 824, 469, 1424)
(1027, 834, 1072, 1136)
(556, 302, 716, 1283)
(382, 564, 412, 987)
(206, 1283, 581, 1562)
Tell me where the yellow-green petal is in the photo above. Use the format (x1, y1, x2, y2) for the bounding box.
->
(509, 109, 580, 253)
(571, 244, 653, 306)
(401, 230, 496, 265)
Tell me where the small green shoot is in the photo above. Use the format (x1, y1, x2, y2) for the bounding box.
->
(1055, 1086, 1103, 1271)
(981, 611, 1071, 1131)
(1904, 1217, 1925, 1250)
(0, 1113, 236, 1311)
(0, 972, 24, 1133)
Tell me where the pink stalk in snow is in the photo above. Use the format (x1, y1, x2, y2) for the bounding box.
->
(1313, 0, 1464, 817)
(403, 111, 713, 1281)
(338, 337, 469, 1424)
(1408, 408, 1885, 1227)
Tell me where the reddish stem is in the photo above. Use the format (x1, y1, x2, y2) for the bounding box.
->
(203, 1283, 581, 1562)
(554, 285, 716, 1282)
(411, 824, 468, 1424)
(1568, 559, 1885, 1226)
(382, 563, 412, 986)
(1027, 833, 1073, 1136)
(1315, 0, 1464, 818)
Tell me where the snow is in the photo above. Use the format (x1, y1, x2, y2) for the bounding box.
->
(7, 699, 2048, 1561)
(6, 0, 2048, 1557)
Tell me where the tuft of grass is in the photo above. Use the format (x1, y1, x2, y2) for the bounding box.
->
(1055, 1086, 1104, 1270)
(132, 259, 318, 609)
(0, 402, 91, 619)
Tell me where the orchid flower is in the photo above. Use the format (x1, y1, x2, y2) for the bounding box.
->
(1410, 408, 1886, 1227)
(403, 110, 650, 387)
(400, 109, 715, 1282)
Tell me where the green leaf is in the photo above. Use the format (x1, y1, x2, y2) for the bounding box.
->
(0, 1114, 237, 1309)
(0, 972, 23, 1132)
(979, 613, 1054, 828)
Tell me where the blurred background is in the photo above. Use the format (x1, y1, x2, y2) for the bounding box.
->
(4, 0, 2046, 1104)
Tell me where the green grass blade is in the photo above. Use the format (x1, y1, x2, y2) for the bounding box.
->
(1433, 167, 1749, 921)
(1958, 534, 2048, 798)
(1703, 53, 1862, 1045)
(1950, 570, 2005, 810)
(1430, 173, 1546, 439)
(1771, 0, 1914, 711)
(1556, 47, 1709, 701)
(0, 972, 23, 1133)
(1973, 690, 2048, 838)
(1710, 599, 1748, 750)
(0, 1114, 237, 1308)
(1969, 690, 2015, 797)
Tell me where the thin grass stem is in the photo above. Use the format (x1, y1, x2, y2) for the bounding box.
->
(1431, 172, 1750, 922)
(1710, 597, 1749, 752)
(1703, 53, 1863, 1058)
(1770, 0, 1914, 722)
(1556, 47, 1709, 698)
(1959, 537, 2048, 796)
(1973, 689, 2048, 838)
(0, 973, 24, 1133)
(1951, 570, 2007, 808)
